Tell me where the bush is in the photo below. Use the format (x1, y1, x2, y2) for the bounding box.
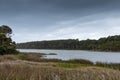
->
(0, 46, 18, 55)
(0, 46, 6, 55)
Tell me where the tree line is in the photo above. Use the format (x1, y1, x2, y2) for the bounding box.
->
(17, 35, 120, 51)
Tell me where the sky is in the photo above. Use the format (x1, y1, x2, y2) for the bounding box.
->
(0, 0, 120, 43)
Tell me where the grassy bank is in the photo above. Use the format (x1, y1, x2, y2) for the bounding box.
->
(16, 53, 120, 69)
(0, 62, 120, 80)
(0, 53, 120, 80)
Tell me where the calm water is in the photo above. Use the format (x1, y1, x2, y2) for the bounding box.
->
(18, 49, 120, 63)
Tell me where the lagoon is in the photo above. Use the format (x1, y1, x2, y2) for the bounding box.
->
(18, 49, 120, 63)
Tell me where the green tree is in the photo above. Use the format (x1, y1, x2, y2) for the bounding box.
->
(0, 25, 17, 55)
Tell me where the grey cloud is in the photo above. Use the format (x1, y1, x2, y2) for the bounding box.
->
(0, 0, 120, 14)
(0, 0, 119, 21)
(0, 0, 120, 42)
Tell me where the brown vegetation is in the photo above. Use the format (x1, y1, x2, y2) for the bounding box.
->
(0, 54, 120, 80)
(0, 63, 120, 80)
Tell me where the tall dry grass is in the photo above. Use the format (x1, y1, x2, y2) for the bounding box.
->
(0, 63, 120, 80)
(0, 55, 17, 62)
(0, 54, 120, 80)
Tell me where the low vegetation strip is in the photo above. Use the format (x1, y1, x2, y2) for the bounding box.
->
(16, 53, 120, 70)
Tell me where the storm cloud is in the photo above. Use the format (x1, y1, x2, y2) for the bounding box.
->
(0, 0, 120, 42)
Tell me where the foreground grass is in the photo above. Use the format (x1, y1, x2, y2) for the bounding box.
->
(0, 63, 120, 80)
(0, 53, 120, 80)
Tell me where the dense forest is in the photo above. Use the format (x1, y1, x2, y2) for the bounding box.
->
(17, 35, 120, 51)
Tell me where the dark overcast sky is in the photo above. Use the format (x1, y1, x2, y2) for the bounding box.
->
(0, 0, 120, 43)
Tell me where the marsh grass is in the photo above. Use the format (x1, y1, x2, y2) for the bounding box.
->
(16, 53, 43, 61)
(65, 59, 93, 64)
(0, 63, 120, 80)
(96, 62, 120, 70)
(17, 53, 94, 63)
(16, 53, 120, 69)
(0, 53, 120, 80)
(56, 62, 84, 68)
(0, 55, 17, 62)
